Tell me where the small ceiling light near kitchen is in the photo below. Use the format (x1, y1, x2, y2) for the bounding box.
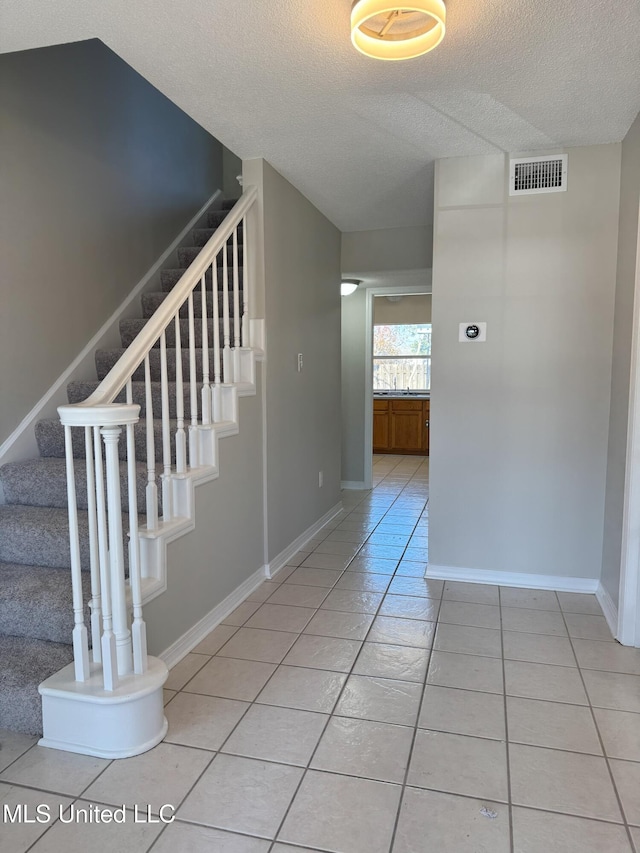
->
(351, 0, 446, 61)
(341, 279, 361, 296)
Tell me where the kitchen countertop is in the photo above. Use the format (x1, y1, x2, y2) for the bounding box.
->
(374, 393, 430, 399)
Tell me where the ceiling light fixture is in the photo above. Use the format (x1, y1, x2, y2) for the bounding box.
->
(341, 279, 361, 296)
(351, 0, 446, 61)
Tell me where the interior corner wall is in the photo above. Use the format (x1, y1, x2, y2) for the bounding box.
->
(601, 113, 640, 607)
(341, 287, 368, 485)
(430, 146, 621, 581)
(261, 161, 342, 561)
(0, 39, 223, 444)
(144, 371, 265, 655)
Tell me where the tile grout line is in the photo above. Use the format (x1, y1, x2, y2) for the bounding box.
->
(555, 595, 637, 851)
(266, 459, 430, 851)
(498, 584, 515, 853)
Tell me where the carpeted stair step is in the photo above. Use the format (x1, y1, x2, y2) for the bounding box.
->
(68, 379, 204, 421)
(193, 225, 243, 247)
(221, 198, 239, 210)
(120, 317, 228, 348)
(0, 635, 76, 734)
(160, 266, 244, 292)
(0, 505, 137, 571)
(141, 289, 243, 320)
(0, 563, 90, 644)
(96, 347, 221, 383)
(36, 417, 177, 463)
(0, 457, 155, 515)
(208, 209, 243, 228)
(177, 243, 244, 269)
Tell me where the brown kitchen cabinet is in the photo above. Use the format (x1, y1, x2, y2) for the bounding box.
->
(373, 398, 429, 455)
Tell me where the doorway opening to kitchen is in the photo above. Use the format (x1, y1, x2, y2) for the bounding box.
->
(363, 286, 431, 490)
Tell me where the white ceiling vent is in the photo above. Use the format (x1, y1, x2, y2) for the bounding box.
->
(509, 154, 567, 196)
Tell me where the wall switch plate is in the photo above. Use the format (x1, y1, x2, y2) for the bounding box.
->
(459, 322, 487, 342)
(319, 471, 323, 488)
(297, 353, 304, 372)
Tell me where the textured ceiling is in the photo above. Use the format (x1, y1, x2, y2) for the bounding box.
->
(1, 0, 639, 231)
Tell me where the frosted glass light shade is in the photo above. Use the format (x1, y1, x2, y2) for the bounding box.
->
(351, 0, 446, 61)
(341, 280, 360, 296)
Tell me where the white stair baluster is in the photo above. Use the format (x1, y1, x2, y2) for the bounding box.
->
(84, 426, 102, 663)
(233, 227, 241, 379)
(125, 415, 147, 676)
(222, 239, 232, 382)
(212, 256, 222, 421)
(62, 424, 90, 682)
(174, 314, 187, 474)
(187, 292, 199, 466)
(160, 330, 172, 520)
(144, 355, 158, 530)
(241, 213, 249, 347)
(101, 424, 133, 677)
(201, 272, 212, 425)
(93, 424, 117, 690)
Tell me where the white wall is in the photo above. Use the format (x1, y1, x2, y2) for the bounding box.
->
(430, 146, 621, 582)
(342, 287, 369, 485)
(601, 114, 640, 606)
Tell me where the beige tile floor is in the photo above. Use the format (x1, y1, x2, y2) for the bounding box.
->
(2, 454, 640, 851)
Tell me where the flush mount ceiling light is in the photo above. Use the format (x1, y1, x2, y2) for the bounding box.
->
(351, 0, 446, 61)
(341, 279, 361, 296)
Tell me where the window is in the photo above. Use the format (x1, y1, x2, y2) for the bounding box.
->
(373, 324, 431, 391)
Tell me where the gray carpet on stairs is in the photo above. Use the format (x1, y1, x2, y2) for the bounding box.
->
(0, 196, 239, 734)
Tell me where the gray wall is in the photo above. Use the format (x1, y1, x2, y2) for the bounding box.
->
(601, 114, 640, 605)
(262, 161, 342, 560)
(145, 375, 264, 654)
(342, 226, 432, 274)
(0, 39, 222, 443)
(342, 287, 368, 484)
(374, 295, 432, 325)
(430, 146, 621, 581)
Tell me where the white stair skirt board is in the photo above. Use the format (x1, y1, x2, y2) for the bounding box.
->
(0, 189, 222, 471)
(160, 565, 267, 669)
(596, 582, 620, 641)
(38, 657, 168, 759)
(266, 502, 344, 580)
(426, 565, 599, 594)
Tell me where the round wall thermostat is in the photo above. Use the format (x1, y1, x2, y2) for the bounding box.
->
(465, 324, 480, 339)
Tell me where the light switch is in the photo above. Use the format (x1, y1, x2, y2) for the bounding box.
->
(297, 353, 304, 372)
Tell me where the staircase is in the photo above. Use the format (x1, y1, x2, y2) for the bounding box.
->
(0, 195, 256, 744)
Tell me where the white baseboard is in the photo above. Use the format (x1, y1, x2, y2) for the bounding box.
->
(0, 189, 222, 470)
(596, 582, 619, 640)
(341, 481, 368, 490)
(426, 564, 599, 594)
(266, 501, 343, 580)
(159, 564, 267, 669)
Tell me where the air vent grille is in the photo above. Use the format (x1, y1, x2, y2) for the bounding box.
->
(509, 155, 567, 196)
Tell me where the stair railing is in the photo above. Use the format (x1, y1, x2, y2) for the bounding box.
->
(57, 187, 257, 690)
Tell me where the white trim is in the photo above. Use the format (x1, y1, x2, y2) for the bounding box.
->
(0, 189, 222, 471)
(159, 565, 267, 669)
(266, 501, 343, 579)
(363, 282, 432, 491)
(341, 480, 368, 490)
(596, 581, 619, 640)
(427, 564, 599, 594)
(617, 203, 640, 647)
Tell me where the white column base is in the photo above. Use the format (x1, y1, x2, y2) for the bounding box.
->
(38, 656, 168, 759)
